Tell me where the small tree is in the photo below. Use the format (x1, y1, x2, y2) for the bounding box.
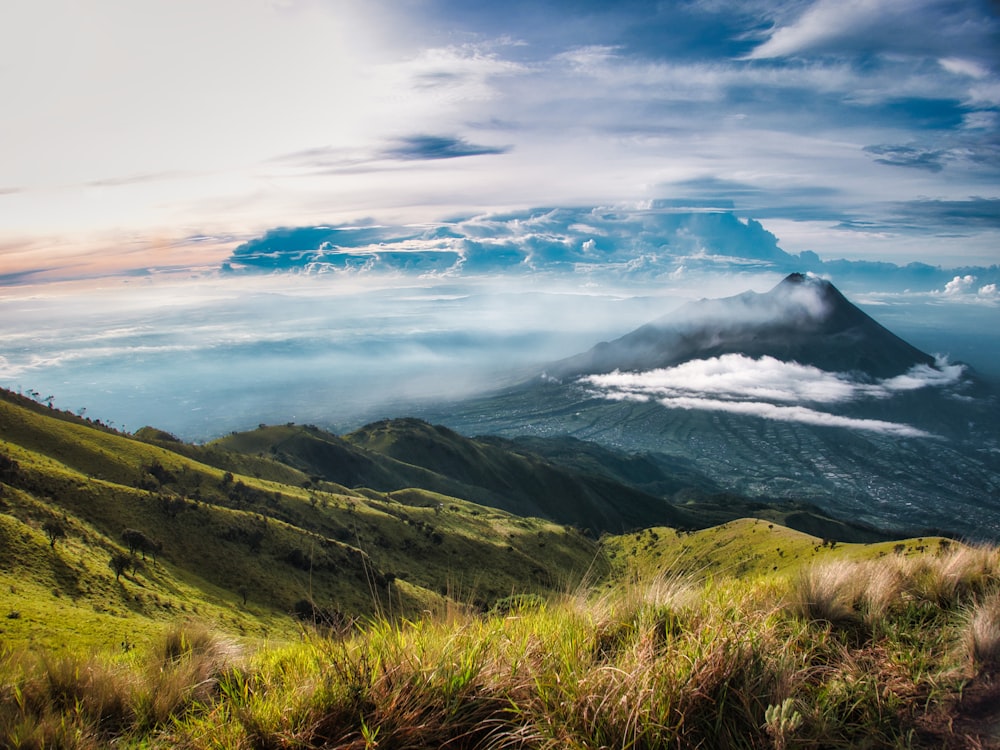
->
(122, 528, 152, 558)
(109, 552, 131, 581)
(42, 519, 66, 549)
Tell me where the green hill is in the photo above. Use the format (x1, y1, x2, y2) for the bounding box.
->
(213, 417, 890, 542)
(4, 388, 1000, 747)
(0, 390, 604, 652)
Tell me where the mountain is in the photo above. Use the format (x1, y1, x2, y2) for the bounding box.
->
(424, 275, 1000, 540)
(549, 273, 934, 380)
(206, 418, 883, 541)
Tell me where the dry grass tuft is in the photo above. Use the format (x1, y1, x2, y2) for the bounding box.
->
(906, 545, 998, 607)
(966, 590, 1000, 673)
(790, 561, 863, 627)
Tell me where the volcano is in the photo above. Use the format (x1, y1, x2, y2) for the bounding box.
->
(424, 274, 1000, 540)
(550, 273, 934, 380)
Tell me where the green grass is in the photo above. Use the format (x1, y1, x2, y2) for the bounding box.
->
(0, 389, 604, 653)
(601, 517, 957, 583)
(6, 387, 1000, 746)
(4, 545, 999, 748)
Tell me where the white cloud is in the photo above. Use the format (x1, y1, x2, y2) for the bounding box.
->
(746, 0, 995, 61)
(581, 353, 966, 437)
(943, 274, 978, 296)
(1, 0, 998, 277)
(583, 354, 964, 404)
(940, 57, 989, 79)
(604, 393, 932, 438)
(746, 0, 878, 59)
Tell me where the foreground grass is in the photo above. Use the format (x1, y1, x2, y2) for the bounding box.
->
(4, 543, 1000, 749)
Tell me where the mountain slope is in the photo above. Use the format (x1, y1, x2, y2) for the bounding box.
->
(0, 389, 605, 650)
(212, 418, 692, 534)
(211, 417, 888, 541)
(424, 275, 1000, 540)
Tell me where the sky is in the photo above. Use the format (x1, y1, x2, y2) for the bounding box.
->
(2, 0, 1000, 440)
(2, 0, 999, 280)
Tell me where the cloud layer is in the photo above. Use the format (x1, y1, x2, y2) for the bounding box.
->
(1, 0, 999, 274)
(222, 207, 1000, 296)
(582, 354, 967, 437)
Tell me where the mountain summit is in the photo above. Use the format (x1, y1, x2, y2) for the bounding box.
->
(550, 273, 934, 380)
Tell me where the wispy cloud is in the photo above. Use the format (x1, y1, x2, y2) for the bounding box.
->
(597, 392, 932, 438)
(581, 353, 967, 436)
(381, 134, 511, 161)
(746, 0, 998, 61)
(863, 144, 945, 172)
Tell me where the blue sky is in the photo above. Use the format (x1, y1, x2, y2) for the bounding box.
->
(2, 1, 1000, 438)
(2, 0, 999, 280)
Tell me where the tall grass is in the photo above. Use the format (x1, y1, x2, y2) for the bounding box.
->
(0, 621, 239, 748)
(965, 589, 1000, 672)
(3, 547, 999, 748)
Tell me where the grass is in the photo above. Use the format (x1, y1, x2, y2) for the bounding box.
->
(6, 388, 1000, 745)
(1, 388, 605, 652)
(3, 545, 1000, 749)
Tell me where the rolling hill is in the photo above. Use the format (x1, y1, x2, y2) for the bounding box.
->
(5, 386, 1000, 748)
(0, 389, 605, 650)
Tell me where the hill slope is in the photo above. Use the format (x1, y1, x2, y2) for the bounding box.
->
(0, 390, 605, 650)
(212, 417, 887, 541)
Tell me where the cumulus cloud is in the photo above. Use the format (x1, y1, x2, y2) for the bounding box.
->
(944, 274, 978, 295)
(225, 207, 796, 278)
(581, 354, 966, 436)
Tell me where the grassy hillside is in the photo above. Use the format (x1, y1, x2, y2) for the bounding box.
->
(214, 417, 890, 542)
(602, 517, 954, 581)
(0, 390, 604, 652)
(210, 418, 691, 534)
(4, 539, 999, 748)
(6, 387, 1000, 746)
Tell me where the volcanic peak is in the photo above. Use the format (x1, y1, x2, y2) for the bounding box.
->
(549, 273, 934, 380)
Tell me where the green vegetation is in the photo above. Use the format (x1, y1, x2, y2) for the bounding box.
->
(4, 387, 1000, 746)
(4, 546, 1000, 748)
(0, 389, 602, 652)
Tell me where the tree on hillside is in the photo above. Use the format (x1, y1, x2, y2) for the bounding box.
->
(122, 528, 152, 558)
(0, 452, 19, 481)
(42, 519, 66, 549)
(109, 552, 131, 581)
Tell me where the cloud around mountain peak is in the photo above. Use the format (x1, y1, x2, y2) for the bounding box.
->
(581, 353, 966, 438)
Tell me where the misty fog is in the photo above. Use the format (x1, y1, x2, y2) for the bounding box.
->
(2, 270, 998, 442)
